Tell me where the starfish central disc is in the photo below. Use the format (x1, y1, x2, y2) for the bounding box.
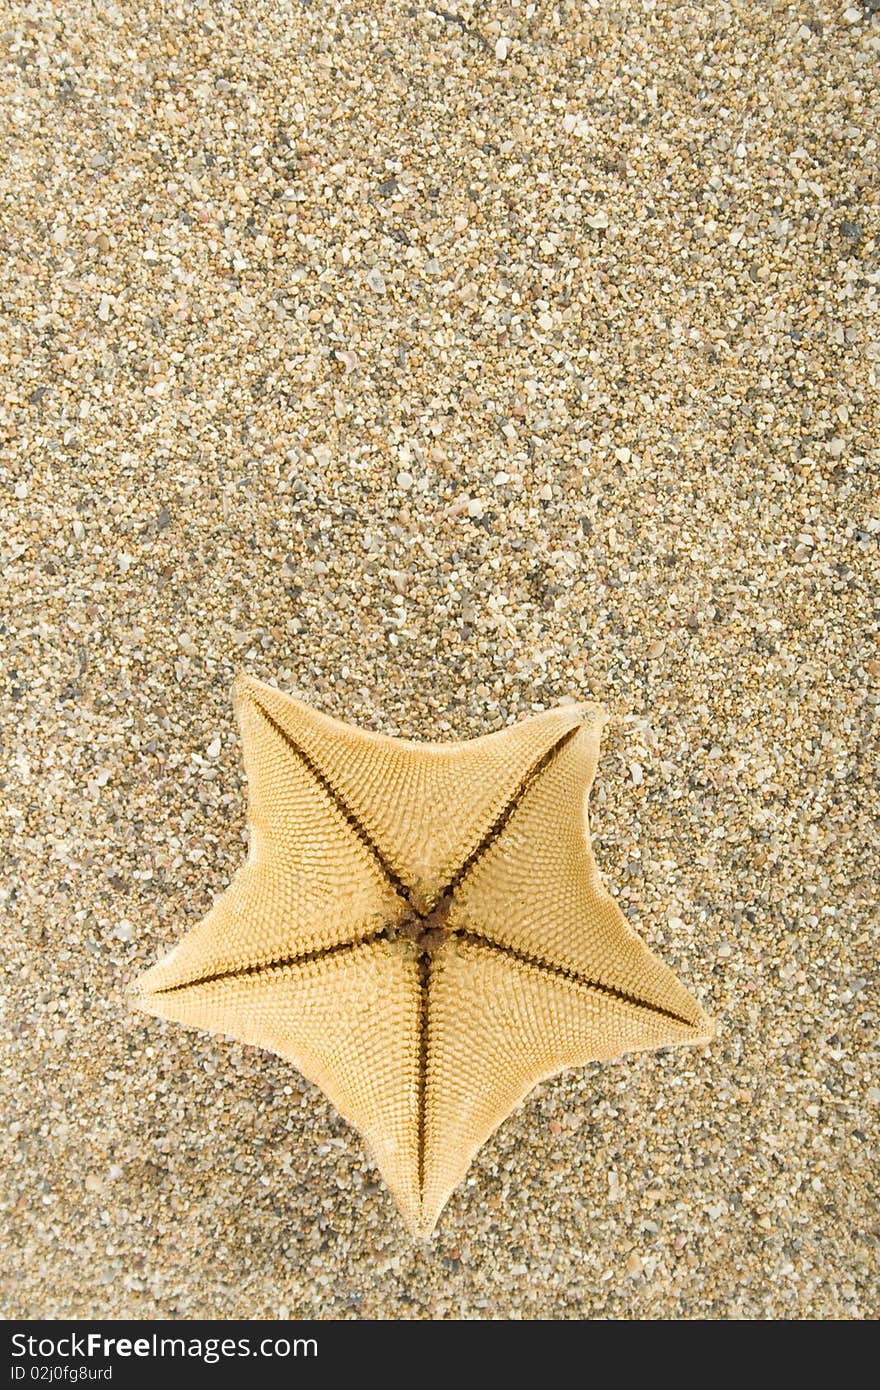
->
(391, 893, 454, 953)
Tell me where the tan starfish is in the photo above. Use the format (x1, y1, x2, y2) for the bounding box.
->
(131, 675, 714, 1238)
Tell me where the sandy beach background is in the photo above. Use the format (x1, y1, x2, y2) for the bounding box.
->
(2, 0, 877, 1319)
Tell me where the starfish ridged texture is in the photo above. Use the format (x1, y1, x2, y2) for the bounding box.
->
(132, 675, 714, 1238)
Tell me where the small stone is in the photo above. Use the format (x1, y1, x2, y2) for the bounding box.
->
(14, 480, 27, 499)
(538, 483, 553, 501)
(626, 1252, 644, 1277)
(495, 37, 511, 60)
(467, 498, 484, 519)
(396, 470, 414, 491)
(336, 349, 358, 374)
(206, 737, 222, 759)
(615, 446, 631, 464)
(366, 268, 386, 294)
(646, 639, 666, 659)
(72, 519, 85, 541)
(586, 209, 609, 230)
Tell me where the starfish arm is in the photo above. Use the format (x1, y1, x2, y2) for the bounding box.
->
(420, 938, 710, 1237)
(449, 718, 712, 1032)
(133, 685, 405, 997)
(133, 940, 424, 1235)
(235, 674, 595, 909)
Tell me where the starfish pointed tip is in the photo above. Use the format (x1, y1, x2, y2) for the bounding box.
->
(232, 670, 261, 706)
(128, 945, 183, 1005)
(693, 1009, 718, 1047)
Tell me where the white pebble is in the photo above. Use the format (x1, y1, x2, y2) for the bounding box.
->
(495, 36, 510, 60)
(396, 470, 413, 491)
(206, 737, 222, 759)
(366, 268, 386, 294)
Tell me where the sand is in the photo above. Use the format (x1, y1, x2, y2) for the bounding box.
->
(1, 0, 877, 1319)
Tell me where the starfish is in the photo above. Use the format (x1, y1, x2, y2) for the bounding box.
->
(131, 675, 714, 1238)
